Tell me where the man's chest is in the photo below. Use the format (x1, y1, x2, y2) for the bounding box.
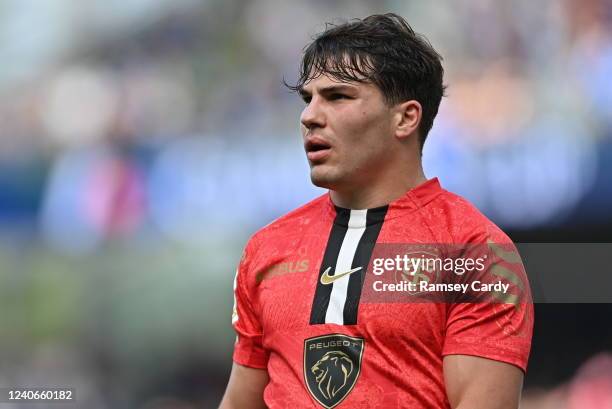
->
(253, 240, 446, 344)
(250, 208, 447, 335)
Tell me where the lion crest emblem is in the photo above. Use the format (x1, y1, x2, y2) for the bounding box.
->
(304, 334, 364, 408)
(312, 351, 354, 399)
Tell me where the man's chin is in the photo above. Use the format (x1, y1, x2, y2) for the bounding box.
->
(309, 168, 340, 190)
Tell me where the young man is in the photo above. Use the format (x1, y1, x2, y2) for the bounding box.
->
(220, 13, 533, 409)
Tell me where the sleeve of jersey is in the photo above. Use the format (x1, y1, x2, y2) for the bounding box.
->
(442, 238, 534, 373)
(231, 237, 270, 369)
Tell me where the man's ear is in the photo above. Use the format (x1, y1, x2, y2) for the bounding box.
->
(394, 100, 422, 140)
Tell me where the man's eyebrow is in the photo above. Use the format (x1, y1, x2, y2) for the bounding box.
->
(299, 85, 358, 97)
(319, 85, 358, 94)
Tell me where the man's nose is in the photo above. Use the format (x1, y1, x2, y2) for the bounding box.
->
(300, 97, 325, 130)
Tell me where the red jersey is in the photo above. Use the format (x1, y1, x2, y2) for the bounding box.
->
(232, 178, 533, 408)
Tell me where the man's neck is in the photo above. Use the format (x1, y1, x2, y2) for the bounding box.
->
(329, 170, 427, 210)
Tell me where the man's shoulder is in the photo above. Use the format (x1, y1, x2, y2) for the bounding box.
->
(249, 192, 329, 244)
(427, 188, 512, 244)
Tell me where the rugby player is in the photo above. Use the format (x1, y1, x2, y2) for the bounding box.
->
(220, 13, 533, 409)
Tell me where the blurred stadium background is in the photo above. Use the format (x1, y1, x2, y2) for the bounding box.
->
(0, 0, 611, 408)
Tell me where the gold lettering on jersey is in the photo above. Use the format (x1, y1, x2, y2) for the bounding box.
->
(309, 340, 362, 349)
(256, 259, 310, 283)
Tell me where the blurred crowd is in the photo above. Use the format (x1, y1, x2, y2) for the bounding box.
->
(0, 0, 611, 407)
(1, 0, 612, 245)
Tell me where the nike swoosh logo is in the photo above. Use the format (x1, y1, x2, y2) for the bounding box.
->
(320, 266, 363, 285)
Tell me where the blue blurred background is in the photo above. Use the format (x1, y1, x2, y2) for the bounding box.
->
(0, 0, 611, 408)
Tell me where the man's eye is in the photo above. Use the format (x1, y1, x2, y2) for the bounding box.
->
(302, 96, 312, 104)
(329, 94, 349, 100)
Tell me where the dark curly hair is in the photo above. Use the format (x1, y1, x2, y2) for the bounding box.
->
(286, 13, 446, 148)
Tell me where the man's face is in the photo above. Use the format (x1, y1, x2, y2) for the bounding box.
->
(299, 74, 397, 192)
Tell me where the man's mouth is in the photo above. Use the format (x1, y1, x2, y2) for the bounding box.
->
(305, 138, 332, 162)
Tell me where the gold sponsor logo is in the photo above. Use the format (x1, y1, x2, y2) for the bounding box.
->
(320, 266, 363, 285)
(308, 340, 362, 349)
(304, 334, 364, 409)
(256, 259, 310, 283)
